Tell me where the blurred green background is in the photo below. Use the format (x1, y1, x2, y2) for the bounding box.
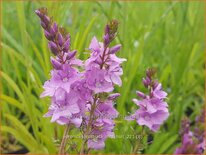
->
(1, 1, 205, 154)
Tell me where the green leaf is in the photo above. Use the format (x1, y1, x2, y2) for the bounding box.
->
(146, 133, 170, 153)
(78, 15, 98, 58)
(0, 94, 25, 112)
(118, 38, 144, 114)
(158, 134, 178, 153)
(2, 114, 39, 152)
(1, 71, 26, 105)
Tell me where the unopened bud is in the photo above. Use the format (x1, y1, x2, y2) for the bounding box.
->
(50, 57, 62, 69)
(146, 68, 156, 79)
(40, 21, 47, 29)
(52, 22, 58, 33)
(143, 77, 151, 88)
(108, 93, 120, 100)
(44, 30, 52, 40)
(67, 50, 77, 60)
(35, 7, 48, 19)
(57, 32, 64, 46)
(48, 41, 59, 55)
(109, 44, 121, 54)
(136, 91, 146, 98)
(63, 37, 70, 52)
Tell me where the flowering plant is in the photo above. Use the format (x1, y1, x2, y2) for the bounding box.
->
(126, 68, 169, 153)
(1, 2, 204, 155)
(174, 110, 205, 154)
(35, 7, 126, 154)
(127, 68, 169, 132)
(35, 7, 179, 155)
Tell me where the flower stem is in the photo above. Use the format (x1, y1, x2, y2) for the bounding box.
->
(133, 126, 145, 154)
(80, 95, 98, 154)
(100, 47, 108, 69)
(59, 125, 70, 155)
(133, 139, 140, 154)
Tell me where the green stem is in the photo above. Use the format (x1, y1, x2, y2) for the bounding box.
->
(59, 125, 70, 155)
(80, 96, 98, 154)
(133, 126, 145, 154)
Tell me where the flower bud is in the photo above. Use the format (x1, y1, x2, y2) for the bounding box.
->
(40, 21, 47, 29)
(59, 27, 67, 37)
(50, 27, 57, 37)
(57, 32, 64, 46)
(108, 93, 120, 100)
(109, 44, 121, 54)
(48, 41, 59, 55)
(65, 34, 70, 40)
(50, 57, 62, 69)
(109, 19, 118, 34)
(35, 10, 42, 18)
(44, 30, 52, 40)
(143, 77, 151, 88)
(103, 19, 119, 46)
(146, 68, 156, 79)
(53, 22, 58, 33)
(63, 38, 70, 52)
(103, 34, 110, 47)
(152, 80, 159, 89)
(35, 7, 48, 19)
(43, 15, 50, 25)
(179, 117, 190, 136)
(136, 91, 146, 99)
(104, 25, 110, 35)
(67, 50, 77, 60)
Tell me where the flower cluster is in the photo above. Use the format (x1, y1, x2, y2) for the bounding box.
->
(85, 20, 126, 92)
(127, 68, 169, 132)
(36, 8, 126, 151)
(174, 110, 205, 154)
(82, 20, 126, 151)
(86, 94, 119, 150)
(35, 8, 84, 128)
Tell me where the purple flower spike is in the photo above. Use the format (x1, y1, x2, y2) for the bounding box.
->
(174, 111, 205, 154)
(36, 10, 125, 152)
(85, 34, 126, 88)
(127, 68, 169, 132)
(35, 8, 74, 57)
(103, 19, 119, 47)
(36, 7, 85, 128)
(81, 19, 125, 151)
